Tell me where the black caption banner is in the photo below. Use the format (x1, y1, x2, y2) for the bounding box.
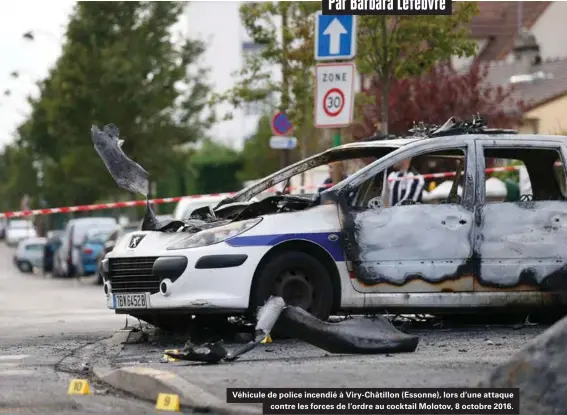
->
(322, 0, 453, 16)
(227, 388, 520, 414)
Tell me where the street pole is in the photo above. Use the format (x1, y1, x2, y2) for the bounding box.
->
(279, 4, 291, 170)
(332, 129, 341, 147)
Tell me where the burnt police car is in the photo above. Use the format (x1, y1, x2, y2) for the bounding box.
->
(94, 116, 567, 330)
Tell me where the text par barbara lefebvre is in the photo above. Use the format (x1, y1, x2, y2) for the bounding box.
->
(322, 0, 452, 16)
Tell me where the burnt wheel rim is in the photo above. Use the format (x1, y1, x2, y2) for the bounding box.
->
(273, 269, 315, 311)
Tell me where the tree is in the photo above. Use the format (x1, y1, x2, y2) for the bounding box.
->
(0, 143, 39, 211)
(189, 139, 243, 195)
(214, 2, 323, 168)
(351, 62, 525, 139)
(356, 4, 479, 134)
(238, 115, 281, 182)
(18, 1, 213, 207)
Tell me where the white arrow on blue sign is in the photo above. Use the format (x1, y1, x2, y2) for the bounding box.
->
(270, 136, 297, 150)
(314, 12, 357, 61)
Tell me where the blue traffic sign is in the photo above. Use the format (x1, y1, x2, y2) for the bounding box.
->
(314, 12, 357, 61)
(271, 112, 293, 136)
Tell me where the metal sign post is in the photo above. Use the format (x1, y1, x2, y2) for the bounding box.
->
(314, 12, 357, 149)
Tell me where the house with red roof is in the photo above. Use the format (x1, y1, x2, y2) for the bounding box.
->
(455, 1, 567, 134)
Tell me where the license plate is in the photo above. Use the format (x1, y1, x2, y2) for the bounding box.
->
(113, 293, 149, 309)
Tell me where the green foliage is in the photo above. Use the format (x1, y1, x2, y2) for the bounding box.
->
(238, 115, 281, 182)
(13, 1, 213, 208)
(356, 3, 479, 133)
(214, 1, 324, 166)
(189, 139, 243, 195)
(0, 143, 39, 211)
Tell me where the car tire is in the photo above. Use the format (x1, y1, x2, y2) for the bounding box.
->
(253, 251, 334, 322)
(17, 261, 32, 273)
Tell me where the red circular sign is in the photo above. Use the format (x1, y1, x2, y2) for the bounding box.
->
(323, 88, 345, 117)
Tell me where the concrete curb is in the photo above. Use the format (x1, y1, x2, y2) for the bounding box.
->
(93, 365, 262, 415)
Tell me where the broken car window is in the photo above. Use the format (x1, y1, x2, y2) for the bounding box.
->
(353, 149, 468, 209)
(483, 147, 566, 203)
(275, 158, 369, 196)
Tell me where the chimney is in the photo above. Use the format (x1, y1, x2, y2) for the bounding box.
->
(512, 28, 542, 73)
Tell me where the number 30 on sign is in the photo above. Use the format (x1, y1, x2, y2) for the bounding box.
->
(315, 62, 355, 128)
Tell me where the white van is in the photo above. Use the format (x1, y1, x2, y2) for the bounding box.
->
(54, 217, 117, 278)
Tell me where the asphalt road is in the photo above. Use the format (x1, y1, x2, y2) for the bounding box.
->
(0, 243, 163, 415)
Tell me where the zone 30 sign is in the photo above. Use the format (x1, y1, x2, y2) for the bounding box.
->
(314, 63, 355, 128)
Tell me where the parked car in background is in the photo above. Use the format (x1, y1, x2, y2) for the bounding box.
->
(13, 237, 47, 273)
(80, 227, 118, 276)
(5, 220, 37, 247)
(43, 231, 64, 274)
(95, 222, 140, 284)
(53, 217, 117, 278)
(0, 218, 8, 240)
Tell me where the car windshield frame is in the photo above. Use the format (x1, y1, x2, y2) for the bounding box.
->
(218, 139, 421, 206)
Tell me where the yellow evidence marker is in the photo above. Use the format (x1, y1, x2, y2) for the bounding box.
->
(68, 379, 90, 395)
(162, 349, 180, 362)
(156, 393, 180, 412)
(260, 334, 272, 344)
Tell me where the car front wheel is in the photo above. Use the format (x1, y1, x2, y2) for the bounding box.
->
(17, 261, 32, 273)
(253, 251, 334, 321)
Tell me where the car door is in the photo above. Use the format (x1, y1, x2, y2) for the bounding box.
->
(475, 139, 567, 294)
(338, 140, 477, 293)
(29, 244, 44, 268)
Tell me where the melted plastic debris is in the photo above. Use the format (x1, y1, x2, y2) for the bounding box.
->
(164, 296, 419, 364)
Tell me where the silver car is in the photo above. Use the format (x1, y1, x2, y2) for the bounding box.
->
(14, 237, 47, 273)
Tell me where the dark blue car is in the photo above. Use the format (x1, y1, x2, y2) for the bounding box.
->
(80, 227, 117, 276)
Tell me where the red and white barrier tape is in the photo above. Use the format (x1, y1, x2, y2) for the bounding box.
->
(0, 165, 522, 219)
(0, 193, 238, 219)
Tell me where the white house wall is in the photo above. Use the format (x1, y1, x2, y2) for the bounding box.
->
(502, 2, 567, 62)
(184, 1, 281, 150)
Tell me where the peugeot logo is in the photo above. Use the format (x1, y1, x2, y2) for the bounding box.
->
(128, 234, 145, 249)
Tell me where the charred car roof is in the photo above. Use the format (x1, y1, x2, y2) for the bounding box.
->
(220, 115, 567, 206)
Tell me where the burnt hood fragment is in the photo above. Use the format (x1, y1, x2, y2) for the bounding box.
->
(92, 124, 191, 232)
(165, 296, 419, 364)
(91, 124, 150, 197)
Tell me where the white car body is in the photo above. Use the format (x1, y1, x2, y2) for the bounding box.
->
(103, 203, 345, 313)
(5, 220, 37, 247)
(14, 237, 47, 272)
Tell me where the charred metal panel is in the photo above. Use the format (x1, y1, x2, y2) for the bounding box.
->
(359, 292, 557, 311)
(479, 201, 567, 290)
(345, 204, 474, 292)
(353, 276, 473, 293)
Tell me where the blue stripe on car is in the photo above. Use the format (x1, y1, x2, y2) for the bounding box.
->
(226, 232, 345, 261)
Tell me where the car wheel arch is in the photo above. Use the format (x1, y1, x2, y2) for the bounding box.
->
(248, 239, 342, 314)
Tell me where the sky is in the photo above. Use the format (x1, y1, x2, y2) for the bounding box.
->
(0, 1, 75, 148)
